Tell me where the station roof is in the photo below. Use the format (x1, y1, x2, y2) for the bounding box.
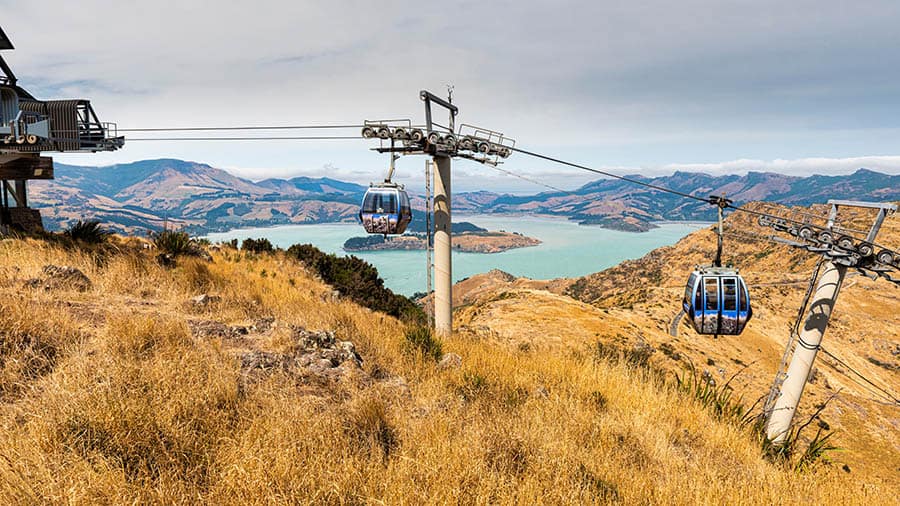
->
(0, 26, 13, 50)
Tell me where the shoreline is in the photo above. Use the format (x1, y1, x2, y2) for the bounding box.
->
(343, 231, 542, 254)
(204, 218, 707, 241)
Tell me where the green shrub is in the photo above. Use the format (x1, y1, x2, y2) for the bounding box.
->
(241, 237, 275, 254)
(286, 243, 425, 324)
(64, 220, 110, 244)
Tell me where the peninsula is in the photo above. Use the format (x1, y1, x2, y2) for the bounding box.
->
(343, 221, 540, 253)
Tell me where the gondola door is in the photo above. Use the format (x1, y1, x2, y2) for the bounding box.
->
(720, 276, 740, 334)
(701, 277, 720, 334)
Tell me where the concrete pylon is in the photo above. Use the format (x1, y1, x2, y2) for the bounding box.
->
(766, 261, 846, 443)
(433, 155, 452, 337)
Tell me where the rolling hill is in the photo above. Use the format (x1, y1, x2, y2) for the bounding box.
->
(444, 201, 900, 486)
(26, 158, 900, 235)
(29, 159, 367, 233)
(0, 227, 896, 502)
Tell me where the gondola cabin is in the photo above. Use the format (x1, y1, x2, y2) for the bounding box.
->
(683, 266, 752, 335)
(359, 185, 412, 235)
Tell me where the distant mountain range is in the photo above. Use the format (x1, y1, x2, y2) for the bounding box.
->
(31, 159, 368, 233)
(28, 158, 900, 233)
(465, 169, 900, 231)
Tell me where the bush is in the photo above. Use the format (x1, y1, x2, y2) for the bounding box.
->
(241, 237, 275, 254)
(64, 220, 111, 244)
(154, 230, 200, 257)
(286, 243, 426, 324)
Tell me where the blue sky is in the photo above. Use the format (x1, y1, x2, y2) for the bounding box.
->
(2, 1, 899, 192)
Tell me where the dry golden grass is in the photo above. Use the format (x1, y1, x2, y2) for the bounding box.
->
(453, 202, 900, 488)
(0, 235, 894, 504)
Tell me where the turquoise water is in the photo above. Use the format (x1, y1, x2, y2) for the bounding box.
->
(206, 216, 706, 296)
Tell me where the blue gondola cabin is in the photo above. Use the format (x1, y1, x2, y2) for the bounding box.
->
(683, 266, 752, 335)
(359, 185, 412, 235)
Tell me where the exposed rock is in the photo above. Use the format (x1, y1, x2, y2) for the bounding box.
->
(239, 327, 364, 384)
(190, 293, 222, 306)
(25, 265, 92, 291)
(240, 350, 290, 371)
(438, 353, 463, 370)
(188, 319, 249, 341)
(252, 317, 275, 333)
(293, 327, 363, 367)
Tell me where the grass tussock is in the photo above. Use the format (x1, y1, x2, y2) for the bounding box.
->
(63, 220, 111, 245)
(0, 236, 893, 504)
(403, 324, 443, 361)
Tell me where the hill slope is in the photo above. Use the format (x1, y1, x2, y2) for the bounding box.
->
(475, 169, 900, 231)
(30, 159, 365, 233)
(27, 158, 900, 234)
(0, 236, 893, 503)
(451, 201, 900, 486)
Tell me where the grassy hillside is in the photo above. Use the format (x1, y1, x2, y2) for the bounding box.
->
(0, 235, 894, 503)
(453, 202, 900, 489)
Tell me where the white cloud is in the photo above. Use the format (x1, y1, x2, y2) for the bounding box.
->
(4, 1, 900, 183)
(659, 156, 900, 177)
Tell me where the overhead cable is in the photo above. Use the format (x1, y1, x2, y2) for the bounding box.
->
(119, 124, 363, 132)
(126, 136, 361, 141)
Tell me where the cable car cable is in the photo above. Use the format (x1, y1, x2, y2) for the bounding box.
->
(119, 124, 364, 132)
(116, 127, 896, 252)
(126, 136, 362, 141)
(819, 347, 900, 405)
(507, 146, 711, 204)
(486, 148, 898, 394)
(504, 146, 898, 253)
(484, 164, 575, 194)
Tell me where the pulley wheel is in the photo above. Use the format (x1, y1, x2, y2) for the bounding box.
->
(26, 134, 38, 145)
(837, 236, 854, 251)
(361, 126, 376, 138)
(477, 141, 491, 154)
(857, 242, 874, 257)
(376, 126, 391, 139)
(876, 250, 895, 265)
(818, 231, 833, 244)
(798, 226, 813, 240)
(15, 135, 26, 144)
(409, 129, 424, 142)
